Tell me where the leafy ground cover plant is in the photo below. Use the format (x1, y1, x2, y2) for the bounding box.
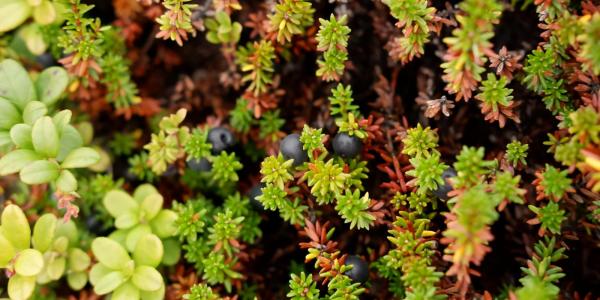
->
(0, 0, 599, 299)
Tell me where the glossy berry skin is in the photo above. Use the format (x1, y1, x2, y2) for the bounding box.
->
(187, 158, 212, 172)
(208, 127, 235, 154)
(433, 167, 456, 201)
(280, 133, 308, 166)
(344, 255, 369, 283)
(248, 183, 265, 210)
(332, 132, 362, 159)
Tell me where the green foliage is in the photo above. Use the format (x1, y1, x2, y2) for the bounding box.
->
(184, 283, 220, 300)
(236, 40, 276, 96)
(230, 98, 254, 133)
(156, 0, 198, 46)
(335, 190, 375, 229)
(205, 11, 242, 44)
(514, 237, 566, 299)
(128, 152, 156, 182)
(453, 146, 496, 189)
(316, 15, 350, 81)
(529, 202, 566, 235)
(258, 109, 285, 142)
(578, 13, 600, 75)
(299, 125, 326, 157)
(327, 274, 365, 300)
(539, 165, 571, 201)
(109, 132, 137, 157)
(329, 83, 360, 127)
(210, 152, 243, 187)
(506, 140, 529, 167)
(287, 272, 320, 300)
(0, 59, 99, 195)
(304, 158, 349, 204)
(269, 0, 315, 44)
(522, 48, 556, 94)
(144, 109, 190, 174)
(475, 73, 513, 111)
(402, 124, 439, 158)
(406, 153, 447, 195)
(568, 106, 600, 145)
(184, 128, 212, 160)
(260, 153, 294, 189)
(493, 172, 525, 205)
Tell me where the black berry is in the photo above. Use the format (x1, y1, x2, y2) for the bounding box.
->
(433, 167, 456, 201)
(280, 133, 308, 166)
(162, 164, 178, 177)
(187, 158, 212, 172)
(344, 255, 369, 283)
(248, 183, 265, 210)
(332, 132, 362, 159)
(208, 127, 235, 154)
(36, 53, 56, 68)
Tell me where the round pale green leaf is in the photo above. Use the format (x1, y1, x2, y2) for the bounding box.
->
(36, 67, 69, 106)
(94, 271, 126, 295)
(75, 122, 93, 145)
(132, 265, 162, 292)
(0, 0, 31, 33)
(0, 131, 11, 147)
(115, 212, 139, 229)
(161, 238, 181, 266)
(103, 190, 139, 218)
(0, 204, 31, 250)
(0, 233, 16, 267)
(55, 219, 78, 244)
(68, 248, 90, 272)
(45, 255, 66, 280)
(51, 236, 69, 253)
(89, 263, 111, 286)
(0, 149, 41, 176)
(32, 213, 56, 252)
(19, 159, 59, 184)
(14, 249, 44, 276)
(108, 229, 128, 248)
(88, 146, 111, 172)
(125, 224, 151, 252)
(22, 101, 47, 125)
(10, 124, 33, 149)
(67, 271, 87, 291)
(56, 125, 83, 162)
(91, 237, 131, 270)
(149, 209, 178, 239)
(0, 59, 37, 109)
(32, 0, 55, 25)
(7, 274, 36, 300)
(0, 98, 21, 130)
(32, 116, 59, 158)
(133, 184, 158, 203)
(113, 281, 140, 300)
(19, 24, 47, 55)
(140, 282, 165, 300)
(141, 194, 163, 221)
(61, 147, 100, 169)
(56, 169, 77, 193)
(51, 110, 71, 133)
(133, 234, 163, 268)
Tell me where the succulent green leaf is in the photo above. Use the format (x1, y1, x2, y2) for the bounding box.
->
(55, 220, 79, 245)
(14, 249, 44, 276)
(140, 282, 165, 300)
(133, 184, 158, 203)
(7, 274, 36, 300)
(51, 110, 72, 133)
(103, 190, 139, 218)
(149, 209, 178, 239)
(115, 212, 139, 229)
(45, 255, 66, 280)
(0, 98, 21, 130)
(32, 1, 56, 25)
(32, 116, 59, 158)
(56, 125, 83, 161)
(0, 233, 16, 267)
(89, 263, 111, 286)
(10, 124, 33, 149)
(91, 237, 131, 270)
(141, 194, 163, 221)
(132, 265, 163, 291)
(19, 23, 47, 55)
(19, 159, 59, 184)
(22, 101, 47, 125)
(1, 204, 31, 250)
(56, 169, 77, 193)
(112, 281, 140, 300)
(0, 0, 31, 33)
(0, 149, 42, 175)
(32, 213, 57, 252)
(94, 271, 127, 295)
(67, 271, 88, 291)
(125, 224, 151, 252)
(0, 131, 11, 147)
(61, 147, 100, 169)
(133, 234, 163, 268)
(0, 59, 37, 109)
(161, 238, 181, 266)
(68, 248, 91, 272)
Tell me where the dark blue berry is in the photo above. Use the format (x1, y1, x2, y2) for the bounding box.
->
(187, 158, 212, 172)
(162, 164, 178, 177)
(344, 255, 369, 283)
(208, 127, 235, 154)
(280, 133, 308, 166)
(248, 183, 265, 210)
(433, 167, 456, 201)
(332, 132, 362, 159)
(36, 53, 56, 68)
